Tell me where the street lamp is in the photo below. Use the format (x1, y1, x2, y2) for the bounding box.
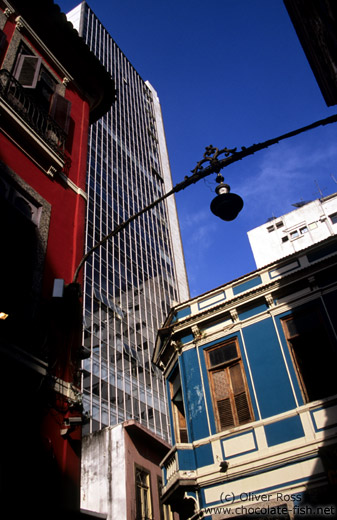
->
(72, 113, 337, 283)
(210, 174, 244, 221)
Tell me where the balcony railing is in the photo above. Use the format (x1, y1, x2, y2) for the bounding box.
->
(165, 451, 178, 483)
(0, 69, 67, 160)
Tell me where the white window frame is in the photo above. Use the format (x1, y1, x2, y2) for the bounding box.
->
(14, 54, 42, 88)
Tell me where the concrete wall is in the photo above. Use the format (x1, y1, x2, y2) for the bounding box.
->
(81, 426, 127, 519)
(81, 421, 174, 519)
(248, 193, 337, 267)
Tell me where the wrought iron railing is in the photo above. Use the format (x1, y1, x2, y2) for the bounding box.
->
(0, 69, 67, 159)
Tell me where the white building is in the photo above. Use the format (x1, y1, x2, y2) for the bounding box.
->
(248, 192, 337, 268)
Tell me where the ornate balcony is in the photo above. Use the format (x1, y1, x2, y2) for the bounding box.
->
(0, 69, 67, 162)
(164, 450, 178, 484)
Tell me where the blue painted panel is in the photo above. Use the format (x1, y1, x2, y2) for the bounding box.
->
(177, 448, 196, 470)
(242, 318, 297, 418)
(238, 302, 268, 321)
(172, 306, 191, 322)
(265, 415, 304, 446)
(180, 349, 210, 441)
(180, 333, 194, 344)
(195, 443, 214, 467)
(233, 275, 262, 295)
(199, 356, 217, 437)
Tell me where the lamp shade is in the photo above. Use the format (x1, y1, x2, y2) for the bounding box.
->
(210, 187, 244, 221)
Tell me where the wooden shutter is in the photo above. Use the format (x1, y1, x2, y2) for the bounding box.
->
(208, 343, 253, 432)
(217, 398, 235, 430)
(212, 370, 235, 429)
(15, 55, 42, 88)
(49, 92, 72, 134)
(230, 363, 251, 425)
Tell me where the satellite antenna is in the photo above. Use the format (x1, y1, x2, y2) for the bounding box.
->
(314, 179, 324, 197)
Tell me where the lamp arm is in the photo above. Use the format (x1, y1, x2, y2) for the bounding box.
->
(72, 113, 337, 283)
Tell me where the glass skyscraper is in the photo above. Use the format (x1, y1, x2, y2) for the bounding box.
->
(67, 3, 189, 441)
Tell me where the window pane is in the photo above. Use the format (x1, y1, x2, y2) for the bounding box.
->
(49, 92, 72, 134)
(179, 428, 188, 443)
(284, 317, 298, 338)
(16, 55, 41, 88)
(209, 341, 237, 367)
(135, 467, 152, 520)
(329, 213, 337, 224)
(284, 309, 317, 337)
(230, 363, 245, 394)
(212, 370, 230, 400)
(171, 371, 181, 398)
(282, 308, 337, 402)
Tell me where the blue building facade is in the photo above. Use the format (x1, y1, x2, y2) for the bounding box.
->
(153, 236, 337, 519)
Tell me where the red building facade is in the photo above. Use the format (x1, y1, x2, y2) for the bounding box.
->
(0, 1, 114, 518)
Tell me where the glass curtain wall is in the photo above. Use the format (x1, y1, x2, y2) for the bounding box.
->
(67, 3, 189, 440)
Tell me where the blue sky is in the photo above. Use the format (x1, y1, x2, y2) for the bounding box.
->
(59, 0, 337, 298)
